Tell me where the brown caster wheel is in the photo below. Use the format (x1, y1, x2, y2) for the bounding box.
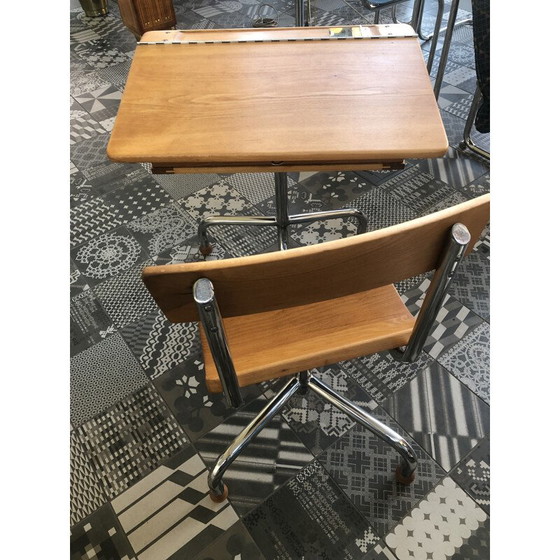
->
(199, 244, 213, 257)
(209, 484, 229, 503)
(395, 465, 415, 485)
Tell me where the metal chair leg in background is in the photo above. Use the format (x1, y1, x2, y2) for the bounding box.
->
(459, 86, 490, 160)
(208, 370, 418, 502)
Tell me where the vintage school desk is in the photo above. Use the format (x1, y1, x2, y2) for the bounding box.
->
(107, 24, 448, 253)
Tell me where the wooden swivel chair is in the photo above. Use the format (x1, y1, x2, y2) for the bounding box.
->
(142, 194, 490, 502)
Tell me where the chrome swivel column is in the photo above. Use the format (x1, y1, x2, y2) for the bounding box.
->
(198, 171, 368, 254)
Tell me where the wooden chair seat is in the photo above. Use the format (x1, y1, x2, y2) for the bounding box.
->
(201, 283, 415, 392)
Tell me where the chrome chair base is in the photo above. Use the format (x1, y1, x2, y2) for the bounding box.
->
(198, 172, 368, 254)
(207, 370, 418, 501)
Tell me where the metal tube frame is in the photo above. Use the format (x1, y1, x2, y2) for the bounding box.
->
(198, 172, 368, 253)
(207, 370, 418, 499)
(459, 86, 489, 160)
(391, 222, 471, 363)
(194, 278, 243, 409)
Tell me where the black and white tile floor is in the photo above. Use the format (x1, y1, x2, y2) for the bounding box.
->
(69, 0, 491, 557)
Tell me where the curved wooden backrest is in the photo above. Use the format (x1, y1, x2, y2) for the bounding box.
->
(143, 194, 489, 322)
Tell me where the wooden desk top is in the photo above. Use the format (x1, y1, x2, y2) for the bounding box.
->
(107, 25, 448, 172)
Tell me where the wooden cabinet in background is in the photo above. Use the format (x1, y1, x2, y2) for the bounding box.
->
(117, 0, 176, 39)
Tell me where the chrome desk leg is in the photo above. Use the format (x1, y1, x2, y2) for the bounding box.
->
(208, 375, 302, 502)
(198, 171, 368, 254)
(307, 374, 417, 483)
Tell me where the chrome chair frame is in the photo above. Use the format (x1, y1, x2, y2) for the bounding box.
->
(459, 86, 490, 160)
(198, 171, 368, 254)
(193, 222, 471, 502)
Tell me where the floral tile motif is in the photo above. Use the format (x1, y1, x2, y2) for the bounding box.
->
(243, 460, 380, 560)
(126, 203, 198, 257)
(70, 430, 107, 526)
(70, 503, 136, 560)
(450, 438, 490, 514)
(194, 394, 315, 516)
(74, 39, 130, 69)
(111, 445, 240, 560)
(384, 478, 488, 560)
(298, 171, 373, 207)
(119, 310, 200, 380)
(318, 413, 446, 538)
(384, 364, 490, 472)
(152, 356, 261, 442)
(93, 260, 159, 329)
(75, 384, 190, 499)
(70, 333, 148, 426)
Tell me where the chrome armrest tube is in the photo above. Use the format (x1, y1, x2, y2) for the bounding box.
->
(392, 222, 471, 363)
(194, 278, 243, 408)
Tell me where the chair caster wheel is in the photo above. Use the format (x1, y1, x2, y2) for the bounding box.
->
(395, 464, 416, 485)
(209, 484, 229, 503)
(199, 244, 213, 257)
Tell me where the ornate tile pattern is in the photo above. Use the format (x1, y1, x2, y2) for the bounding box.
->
(71, 503, 136, 560)
(318, 414, 447, 537)
(451, 438, 490, 514)
(384, 477, 488, 559)
(75, 384, 190, 499)
(243, 460, 380, 559)
(195, 394, 315, 516)
(70, 430, 106, 526)
(70, 333, 148, 426)
(93, 260, 159, 329)
(111, 445, 240, 560)
(120, 310, 200, 380)
(384, 363, 490, 472)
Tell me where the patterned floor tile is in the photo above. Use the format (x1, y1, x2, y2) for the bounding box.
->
(71, 430, 107, 526)
(70, 70, 110, 97)
(74, 39, 131, 69)
(74, 84, 122, 120)
(195, 394, 315, 516)
(111, 445, 239, 560)
(384, 363, 490, 472)
(243, 459, 381, 559)
(348, 184, 417, 231)
(93, 260, 159, 329)
(438, 83, 470, 110)
(152, 355, 262, 442)
(225, 172, 278, 204)
(178, 180, 277, 256)
(450, 437, 490, 515)
(154, 172, 223, 200)
(192, 519, 265, 560)
(417, 148, 489, 189)
(126, 203, 198, 257)
(318, 413, 447, 537)
(103, 175, 173, 225)
(71, 133, 112, 171)
(71, 503, 136, 560)
(71, 226, 146, 285)
(119, 309, 200, 380)
(70, 333, 148, 426)
(96, 59, 132, 88)
(440, 109, 470, 148)
(378, 165, 468, 216)
(446, 247, 490, 321)
(439, 322, 490, 403)
(341, 349, 434, 404)
(70, 113, 107, 145)
(384, 477, 488, 560)
(75, 384, 190, 499)
(460, 171, 490, 199)
(71, 287, 116, 356)
(69, 199, 123, 248)
(402, 284, 484, 359)
(152, 234, 230, 265)
(298, 170, 374, 207)
(269, 365, 379, 455)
